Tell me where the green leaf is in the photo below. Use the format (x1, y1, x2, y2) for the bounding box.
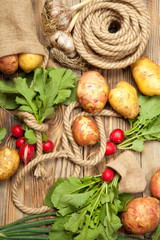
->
(64, 211, 86, 233)
(44, 178, 66, 207)
(118, 193, 133, 211)
(14, 77, 38, 117)
(0, 80, 17, 94)
(54, 89, 72, 105)
(18, 105, 34, 114)
(59, 69, 76, 89)
(62, 77, 78, 105)
(0, 93, 18, 109)
(130, 139, 144, 152)
(41, 107, 56, 122)
(0, 128, 7, 144)
(24, 129, 37, 144)
(16, 96, 29, 106)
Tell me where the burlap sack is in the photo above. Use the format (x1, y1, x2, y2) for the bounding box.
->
(0, 0, 46, 59)
(106, 151, 146, 193)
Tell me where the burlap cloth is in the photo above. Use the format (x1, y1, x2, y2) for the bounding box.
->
(106, 151, 146, 193)
(0, 0, 46, 58)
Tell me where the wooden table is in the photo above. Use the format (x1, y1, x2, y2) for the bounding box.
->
(0, 0, 160, 237)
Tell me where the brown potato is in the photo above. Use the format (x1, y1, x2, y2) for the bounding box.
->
(150, 169, 160, 199)
(72, 116, 99, 146)
(131, 56, 160, 96)
(0, 147, 20, 181)
(109, 81, 139, 119)
(0, 54, 18, 74)
(121, 197, 160, 235)
(77, 71, 109, 113)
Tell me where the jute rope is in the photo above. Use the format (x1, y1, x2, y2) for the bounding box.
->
(73, 0, 151, 69)
(12, 102, 120, 214)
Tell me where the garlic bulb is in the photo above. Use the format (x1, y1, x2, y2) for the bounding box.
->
(50, 31, 77, 58)
(42, 0, 91, 35)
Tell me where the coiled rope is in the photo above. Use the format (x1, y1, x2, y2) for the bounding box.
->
(12, 102, 120, 214)
(73, 0, 151, 69)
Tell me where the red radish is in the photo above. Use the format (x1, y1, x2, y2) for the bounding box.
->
(43, 140, 54, 153)
(16, 137, 26, 149)
(109, 129, 124, 143)
(12, 125, 24, 138)
(105, 142, 117, 155)
(19, 144, 35, 166)
(102, 168, 114, 182)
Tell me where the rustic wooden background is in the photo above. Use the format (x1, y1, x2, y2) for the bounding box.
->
(0, 0, 160, 238)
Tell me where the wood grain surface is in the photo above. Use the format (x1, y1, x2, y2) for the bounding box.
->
(0, 0, 160, 238)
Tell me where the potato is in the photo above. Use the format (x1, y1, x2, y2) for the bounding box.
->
(131, 56, 160, 96)
(109, 81, 139, 119)
(150, 169, 160, 199)
(72, 116, 99, 146)
(121, 197, 160, 235)
(77, 71, 109, 113)
(0, 147, 20, 181)
(0, 54, 18, 74)
(19, 53, 43, 73)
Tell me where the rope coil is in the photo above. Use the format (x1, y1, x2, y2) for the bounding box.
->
(73, 0, 151, 69)
(12, 102, 120, 214)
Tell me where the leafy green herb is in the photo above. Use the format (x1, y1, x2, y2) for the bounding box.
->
(118, 94, 160, 152)
(0, 128, 6, 144)
(44, 174, 133, 240)
(0, 67, 78, 124)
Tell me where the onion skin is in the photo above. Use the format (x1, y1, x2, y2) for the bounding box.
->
(77, 71, 109, 113)
(150, 169, 160, 199)
(72, 116, 99, 146)
(121, 197, 160, 235)
(0, 147, 20, 181)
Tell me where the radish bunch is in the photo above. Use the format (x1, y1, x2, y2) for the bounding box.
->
(105, 129, 124, 155)
(10, 125, 54, 165)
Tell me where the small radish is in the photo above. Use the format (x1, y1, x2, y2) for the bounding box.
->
(19, 144, 35, 166)
(109, 129, 124, 143)
(12, 125, 24, 138)
(102, 168, 114, 182)
(43, 140, 54, 153)
(16, 137, 26, 149)
(7, 125, 24, 142)
(105, 142, 117, 155)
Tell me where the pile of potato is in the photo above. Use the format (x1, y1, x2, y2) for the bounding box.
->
(0, 53, 43, 74)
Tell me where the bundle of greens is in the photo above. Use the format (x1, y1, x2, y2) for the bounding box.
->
(118, 94, 160, 152)
(44, 174, 133, 240)
(0, 67, 78, 123)
(0, 128, 6, 144)
(0, 67, 78, 143)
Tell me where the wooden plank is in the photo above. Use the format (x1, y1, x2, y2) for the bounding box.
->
(0, 2, 159, 240)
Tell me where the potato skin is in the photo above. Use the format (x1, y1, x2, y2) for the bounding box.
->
(72, 116, 99, 146)
(131, 56, 160, 96)
(109, 81, 139, 119)
(0, 54, 18, 74)
(19, 53, 43, 73)
(150, 169, 160, 199)
(77, 71, 109, 113)
(121, 197, 160, 235)
(0, 147, 20, 181)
